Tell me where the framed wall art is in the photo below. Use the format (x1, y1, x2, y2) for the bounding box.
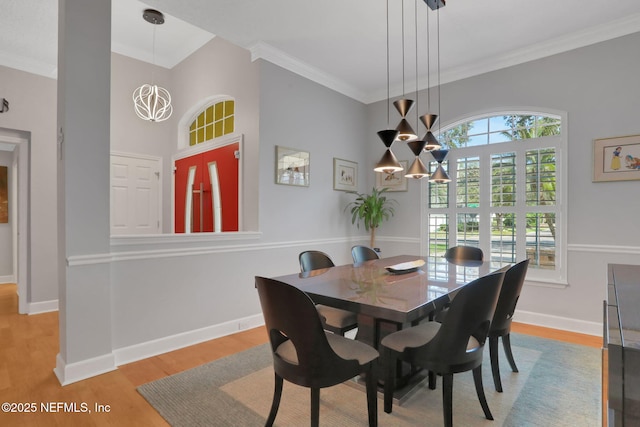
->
(593, 134, 640, 182)
(333, 158, 358, 191)
(276, 146, 310, 187)
(376, 160, 408, 192)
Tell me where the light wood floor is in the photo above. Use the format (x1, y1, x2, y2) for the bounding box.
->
(0, 283, 602, 426)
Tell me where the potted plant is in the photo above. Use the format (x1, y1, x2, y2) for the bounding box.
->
(346, 187, 397, 249)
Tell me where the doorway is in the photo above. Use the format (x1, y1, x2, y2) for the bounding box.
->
(0, 129, 29, 314)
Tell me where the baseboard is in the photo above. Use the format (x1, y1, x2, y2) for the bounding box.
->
(28, 299, 59, 314)
(0, 275, 15, 284)
(54, 352, 117, 386)
(514, 309, 601, 336)
(113, 313, 265, 366)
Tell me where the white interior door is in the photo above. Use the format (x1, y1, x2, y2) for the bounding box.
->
(110, 152, 161, 235)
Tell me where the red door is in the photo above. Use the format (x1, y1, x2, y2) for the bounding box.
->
(174, 142, 239, 233)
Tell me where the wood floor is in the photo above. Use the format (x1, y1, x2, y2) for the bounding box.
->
(0, 283, 602, 426)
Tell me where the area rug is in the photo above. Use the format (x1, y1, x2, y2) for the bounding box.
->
(137, 334, 600, 426)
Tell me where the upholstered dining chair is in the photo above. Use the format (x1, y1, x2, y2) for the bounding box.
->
(351, 245, 380, 263)
(255, 276, 379, 427)
(298, 250, 358, 336)
(380, 271, 505, 427)
(444, 245, 484, 262)
(489, 259, 530, 392)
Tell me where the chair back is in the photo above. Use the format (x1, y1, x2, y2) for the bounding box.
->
(255, 276, 362, 387)
(490, 259, 529, 335)
(444, 245, 484, 262)
(351, 245, 380, 263)
(417, 271, 504, 372)
(299, 250, 335, 273)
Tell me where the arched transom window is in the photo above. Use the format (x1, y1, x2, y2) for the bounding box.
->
(189, 100, 235, 146)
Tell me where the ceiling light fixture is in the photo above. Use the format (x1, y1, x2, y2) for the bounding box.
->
(394, 0, 417, 142)
(405, 0, 429, 179)
(133, 9, 173, 122)
(374, 0, 402, 174)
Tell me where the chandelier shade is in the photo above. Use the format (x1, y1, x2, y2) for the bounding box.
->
(419, 113, 438, 131)
(374, 149, 404, 174)
(423, 131, 442, 150)
(405, 157, 429, 179)
(396, 118, 417, 141)
(377, 129, 400, 147)
(429, 163, 451, 182)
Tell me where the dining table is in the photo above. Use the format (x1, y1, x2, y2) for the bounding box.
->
(271, 254, 501, 400)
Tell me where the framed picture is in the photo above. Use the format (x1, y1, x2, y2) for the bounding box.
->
(276, 146, 310, 187)
(593, 134, 640, 182)
(333, 158, 358, 191)
(376, 160, 408, 192)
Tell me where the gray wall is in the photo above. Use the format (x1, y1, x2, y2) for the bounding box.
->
(0, 65, 58, 305)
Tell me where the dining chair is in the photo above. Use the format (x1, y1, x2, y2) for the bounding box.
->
(299, 250, 358, 336)
(489, 259, 529, 392)
(433, 246, 485, 323)
(255, 276, 379, 427)
(351, 245, 380, 263)
(380, 271, 505, 427)
(444, 245, 484, 262)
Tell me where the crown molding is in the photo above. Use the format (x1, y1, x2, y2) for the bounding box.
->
(249, 41, 368, 104)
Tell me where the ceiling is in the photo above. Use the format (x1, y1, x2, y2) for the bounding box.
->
(2, 0, 640, 104)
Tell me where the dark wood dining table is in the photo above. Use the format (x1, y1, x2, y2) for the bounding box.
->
(272, 254, 497, 340)
(271, 254, 500, 400)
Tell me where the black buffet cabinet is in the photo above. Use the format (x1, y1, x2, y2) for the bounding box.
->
(605, 264, 640, 426)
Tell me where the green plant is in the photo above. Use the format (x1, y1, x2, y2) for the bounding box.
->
(345, 187, 397, 248)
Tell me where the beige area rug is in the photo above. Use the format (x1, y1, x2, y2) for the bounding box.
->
(222, 348, 538, 426)
(138, 334, 600, 426)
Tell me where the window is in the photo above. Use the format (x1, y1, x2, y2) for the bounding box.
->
(424, 112, 566, 283)
(189, 100, 235, 146)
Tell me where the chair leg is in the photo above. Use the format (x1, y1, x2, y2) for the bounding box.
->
(472, 365, 493, 421)
(428, 371, 437, 390)
(265, 373, 283, 427)
(365, 365, 378, 427)
(383, 350, 397, 414)
(489, 336, 503, 392)
(442, 373, 454, 427)
(502, 333, 519, 372)
(311, 388, 320, 427)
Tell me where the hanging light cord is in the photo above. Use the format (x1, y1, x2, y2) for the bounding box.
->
(415, 0, 419, 126)
(437, 3, 441, 136)
(386, 0, 391, 128)
(401, 0, 406, 97)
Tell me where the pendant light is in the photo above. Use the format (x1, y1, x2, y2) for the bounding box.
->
(429, 148, 451, 182)
(405, 0, 429, 179)
(421, 1, 441, 151)
(394, 0, 417, 142)
(133, 9, 173, 122)
(426, 1, 451, 182)
(375, 0, 402, 174)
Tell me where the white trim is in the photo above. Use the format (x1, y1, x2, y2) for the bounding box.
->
(54, 352, 117, 386)
(514, 309, 602, 337)
(111, 230, 262, 246)
(28, 299, 58, 314)
(0, 275, 15, 284)
(568, 243, 640, 255)
(249, 42, 367, 104)
(114, 314, 264, 366)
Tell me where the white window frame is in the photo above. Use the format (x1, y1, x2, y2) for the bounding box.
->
(421, 109, 568, 286)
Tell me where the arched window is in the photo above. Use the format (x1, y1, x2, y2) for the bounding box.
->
(188, 99, 235, 146)
(424, 111, 567, 284)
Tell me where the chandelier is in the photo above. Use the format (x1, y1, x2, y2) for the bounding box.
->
(133, 9, 173, 122)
